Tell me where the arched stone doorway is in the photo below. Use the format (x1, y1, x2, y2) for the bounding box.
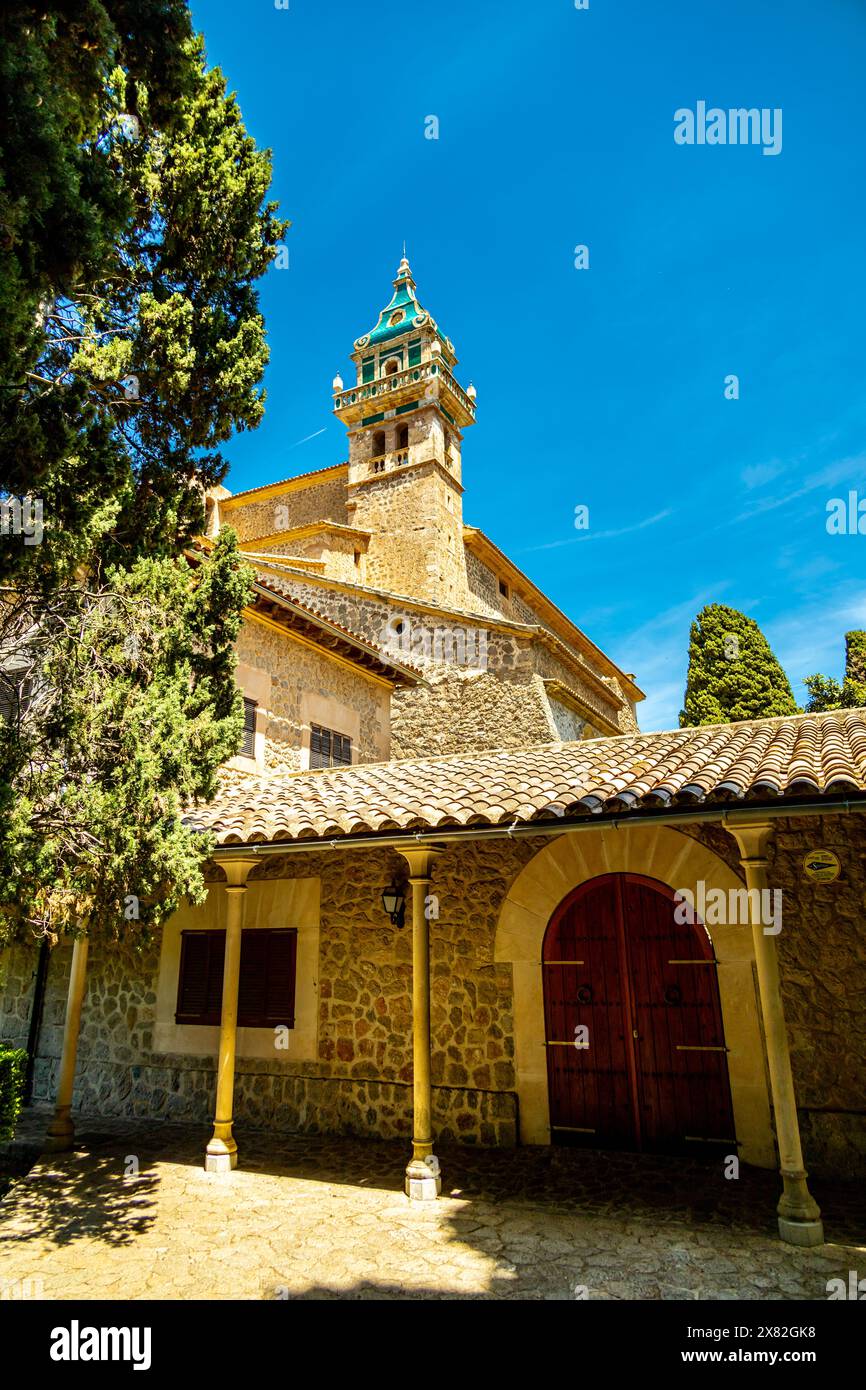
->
(543, 872, 735, 1154)
(494, 825, 776, 1167)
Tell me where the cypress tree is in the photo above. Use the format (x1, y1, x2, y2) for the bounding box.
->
(0, 6, 283, 943)
(680, 604, 799, 727)
(804, 631, 866, 712)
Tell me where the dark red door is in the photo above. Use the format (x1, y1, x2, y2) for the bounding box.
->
(542, 874, 736, 1154)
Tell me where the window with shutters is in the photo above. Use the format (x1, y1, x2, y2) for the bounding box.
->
(240, 697, 257, 758)
(176, 928, 297, 1027)
(309, 723, 352, 768)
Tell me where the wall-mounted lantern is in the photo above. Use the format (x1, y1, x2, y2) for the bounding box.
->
(381, 882, 406, 928)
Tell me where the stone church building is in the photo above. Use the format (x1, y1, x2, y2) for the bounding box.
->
(2, 257, 865, 1246)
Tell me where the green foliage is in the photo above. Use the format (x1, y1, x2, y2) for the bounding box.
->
(0, 7, 280, 949)
(680, 604, 799, 727)
(0, 4, 288, 584)
(804, 631, 866, 712)
(0, 1047, 27, 1144)
(0, 531, 254, 945)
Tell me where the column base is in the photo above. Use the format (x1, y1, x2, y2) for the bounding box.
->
(778, 1216, 824, 1247)
(205, 1134, 238, 1173)
(405, 1154, 441, 1201)
(205, 1150, 237, 1173)
(45, 1109, 75, 1153)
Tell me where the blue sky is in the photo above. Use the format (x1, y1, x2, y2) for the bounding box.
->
(190, 0, 866, 732)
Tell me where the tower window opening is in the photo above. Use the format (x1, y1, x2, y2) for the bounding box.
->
(372, 430, 386, 457)
(397, 424, 409, 450)
(499, 579, 510, 599)
(384, 358, 399, 376)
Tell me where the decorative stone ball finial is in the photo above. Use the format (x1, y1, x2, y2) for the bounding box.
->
(332, 373, 344, 391)
(467, 381, 477, 400)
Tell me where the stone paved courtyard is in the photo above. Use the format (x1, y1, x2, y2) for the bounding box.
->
(0, 1110, 863, 1301)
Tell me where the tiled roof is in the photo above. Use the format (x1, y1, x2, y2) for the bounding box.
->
(250, 579, 422, 684)
(463, 526, 644, 699)
(221, 462, 348, 504)
(192, 709, 866, 847)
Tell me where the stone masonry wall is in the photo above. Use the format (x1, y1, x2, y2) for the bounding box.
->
(223, 472, 349, 542)
(391, 670, 555, 758)
(235, 619, 390, 770)
(348, 459, 467, 608)
(464, 548, 639, 733)
(1, 817, 862, 1174)
(766, 814, 866, 1177)
(0, 839, 544, 1147)
(254, 570, 628, 753)
(547, 696, 589, 742)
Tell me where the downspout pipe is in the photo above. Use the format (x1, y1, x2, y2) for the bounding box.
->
(23, 937, 50, 1105)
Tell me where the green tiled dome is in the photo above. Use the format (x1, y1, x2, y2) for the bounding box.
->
(354, 256, 447, 352)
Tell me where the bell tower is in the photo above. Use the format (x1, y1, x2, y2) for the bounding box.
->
(332, 255, 476, 606)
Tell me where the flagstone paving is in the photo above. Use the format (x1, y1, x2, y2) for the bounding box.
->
(0, 1112, 863, 1300)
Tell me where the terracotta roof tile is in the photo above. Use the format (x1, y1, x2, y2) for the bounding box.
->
(190, 710, 866, 848)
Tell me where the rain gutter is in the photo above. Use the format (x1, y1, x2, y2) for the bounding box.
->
(210, 796, 866, 860)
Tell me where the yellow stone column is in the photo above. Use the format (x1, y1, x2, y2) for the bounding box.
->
(45, 936, 89, 1153)
(205, 857, 259, 1173)
(398, 846, 444, 1200)
(728, 819, 824, 1246)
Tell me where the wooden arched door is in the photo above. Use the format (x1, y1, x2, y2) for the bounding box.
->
(542, 873, 736, 1154)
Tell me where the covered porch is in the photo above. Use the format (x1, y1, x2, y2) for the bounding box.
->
(28, 711, 866, 1250)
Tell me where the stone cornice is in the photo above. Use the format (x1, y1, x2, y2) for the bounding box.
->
(463, 525, 644, 702)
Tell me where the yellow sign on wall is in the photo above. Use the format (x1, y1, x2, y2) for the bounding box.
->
(802, 850, 841, 883)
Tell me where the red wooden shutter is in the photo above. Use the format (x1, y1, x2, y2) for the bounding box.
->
(177, 929, 297, 1028)
(264, 929, 297, 1027)
(176, 931, 225, 1024)
(237, 929, 297, 1027)
(238, 930, 268, 1024)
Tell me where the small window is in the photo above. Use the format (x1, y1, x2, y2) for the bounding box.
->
(176, 929, 297, 1027)
(372, 430, 386, 458)
(310, 724, 352, 768)
(384, 358, 399, 376)
(499, 579, 509, 598)
(397, 424, 409, 450)
(240, 697, 257, 758)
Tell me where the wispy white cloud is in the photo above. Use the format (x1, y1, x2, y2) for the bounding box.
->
(621, 581, 866, 731)
(767, 585, 866, 701)
(741, 459, 785, 490)
(730, 455, 864, 526)
(520, 508, 672, 554)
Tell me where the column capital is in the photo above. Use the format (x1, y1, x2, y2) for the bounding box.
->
(724, 816, 775, 865)
(220, 855, 260, 888)
(396, 844, 446, 880)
